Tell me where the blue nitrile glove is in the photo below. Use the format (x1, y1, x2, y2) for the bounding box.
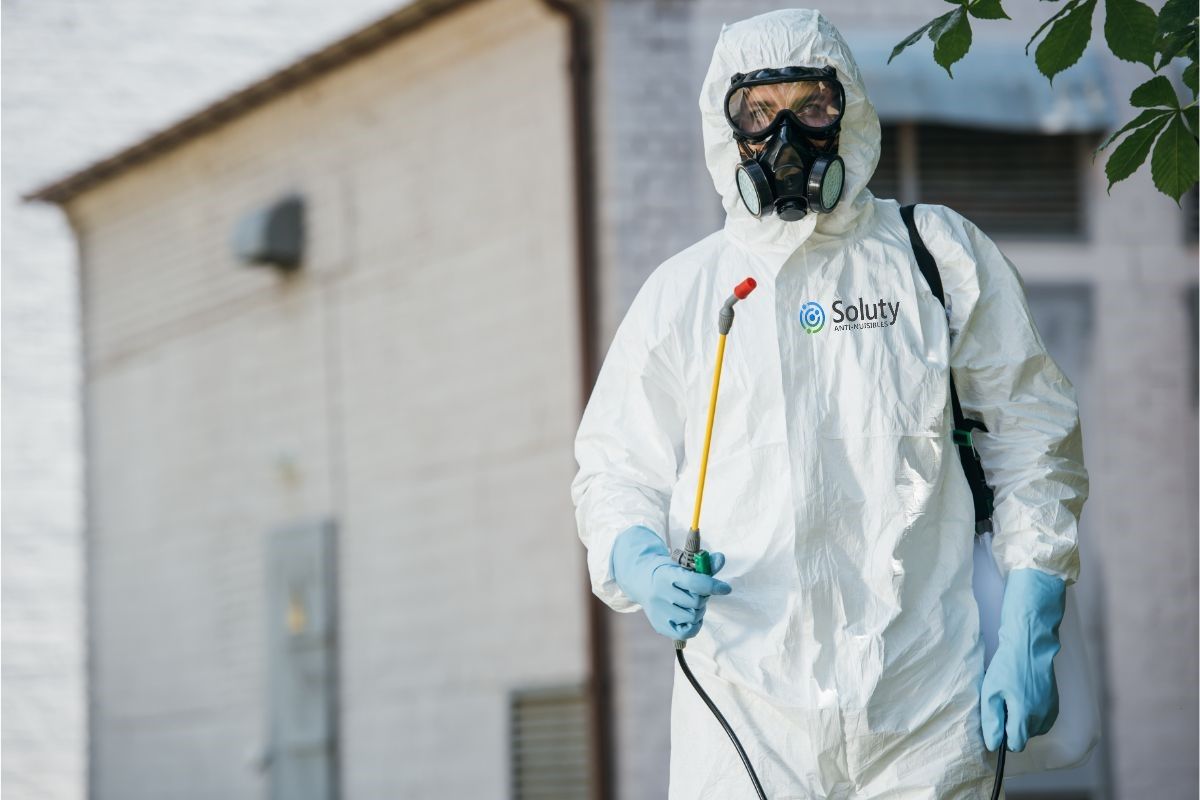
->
(980, 567, 1067, 752)
(610, 525, 732, 640)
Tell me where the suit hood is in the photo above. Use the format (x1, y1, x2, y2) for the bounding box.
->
(699, 9, 881, 253)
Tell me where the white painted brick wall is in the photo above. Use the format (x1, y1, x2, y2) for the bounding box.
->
(60, 0, 586, 797)
(3, 1, 399, 798)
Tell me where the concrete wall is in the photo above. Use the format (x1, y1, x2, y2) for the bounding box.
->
(592, 2, 1197, 798)
(64, 0, 587, 796)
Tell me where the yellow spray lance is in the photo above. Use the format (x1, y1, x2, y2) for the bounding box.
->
(672, 275, 758, 649)
(671, 276, 769, 800)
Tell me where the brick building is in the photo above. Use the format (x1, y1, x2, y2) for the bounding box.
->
(25, 0, 1198, 798)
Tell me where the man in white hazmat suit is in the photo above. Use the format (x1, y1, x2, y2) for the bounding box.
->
(571, 8, 1088, 799)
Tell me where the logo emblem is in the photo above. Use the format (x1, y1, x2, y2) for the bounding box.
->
(799, 301, 826, 334)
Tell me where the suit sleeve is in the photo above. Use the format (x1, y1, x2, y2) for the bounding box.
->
(570, 273, 687, 612)
(928, 206, 1089, 584)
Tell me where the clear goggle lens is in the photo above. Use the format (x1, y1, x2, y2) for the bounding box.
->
(726, 78, 842, 137)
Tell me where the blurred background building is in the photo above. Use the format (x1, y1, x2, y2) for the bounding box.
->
(5, 0, 1197, 799)
(2, 0, 396, 797)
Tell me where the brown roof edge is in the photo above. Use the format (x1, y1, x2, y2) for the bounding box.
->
(24, 0, 477, 205)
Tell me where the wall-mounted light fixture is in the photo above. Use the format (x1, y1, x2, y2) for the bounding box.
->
(232, 194, 304, 271)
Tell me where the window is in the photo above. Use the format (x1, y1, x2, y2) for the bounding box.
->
(870, 123, 1085, 238)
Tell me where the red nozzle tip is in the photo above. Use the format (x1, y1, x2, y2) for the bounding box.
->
(734, 278, 757, 300)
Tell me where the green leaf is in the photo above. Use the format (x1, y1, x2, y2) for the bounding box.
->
(1154, 26, 1197, 69)
(1157, 0, 1197, 38)
(1027, 0, 1082, 55)
(1035, 0, 1098, 84)
(1104, 0, 1158, 67)
(889, 18, 939, 63)
(1184, 60, 1198, 96)
(1105, 113, 1170, 191)
(930, 7, 973, 77)
(1184, 105, 1199, 139)
(1150, 114, 1200, 201)
(1130, 75, 1179, 107)
(1095, 107, 1172, 153)
(969, 0, 1010, 20)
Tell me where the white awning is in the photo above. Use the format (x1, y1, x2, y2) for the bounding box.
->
(843, 31, 1115, 133)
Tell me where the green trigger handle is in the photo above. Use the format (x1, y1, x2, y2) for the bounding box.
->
(671, 528, 710, 650)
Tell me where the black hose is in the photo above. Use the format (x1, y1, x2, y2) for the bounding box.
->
(676, 649, 769, 800)
(990, 732, 1007, 800)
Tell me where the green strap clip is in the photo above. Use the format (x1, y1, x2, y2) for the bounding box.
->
(952, 428, 974, 448)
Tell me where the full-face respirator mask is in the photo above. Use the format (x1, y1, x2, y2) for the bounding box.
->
(724, 65, 847, 221)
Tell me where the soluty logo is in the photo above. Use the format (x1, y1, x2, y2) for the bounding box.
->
(799, 301, 826, 334)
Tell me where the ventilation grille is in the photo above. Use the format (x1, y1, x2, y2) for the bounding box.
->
(510, 686, 593, 800)
(917, 124, 1083, 236)
(868, 123, 1084, 238)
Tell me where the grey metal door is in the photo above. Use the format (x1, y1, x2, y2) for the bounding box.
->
(266, 518, 338, 800)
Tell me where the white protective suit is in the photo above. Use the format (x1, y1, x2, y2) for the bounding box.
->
(571, 9, 1088, 800)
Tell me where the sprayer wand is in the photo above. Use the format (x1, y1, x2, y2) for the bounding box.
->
(672, 275, 757, 649)
(670, 277, 769, 800)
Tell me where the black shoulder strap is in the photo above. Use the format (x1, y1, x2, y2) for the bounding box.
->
(900, 204, 946, 305)
(900, 204, 995, 534)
